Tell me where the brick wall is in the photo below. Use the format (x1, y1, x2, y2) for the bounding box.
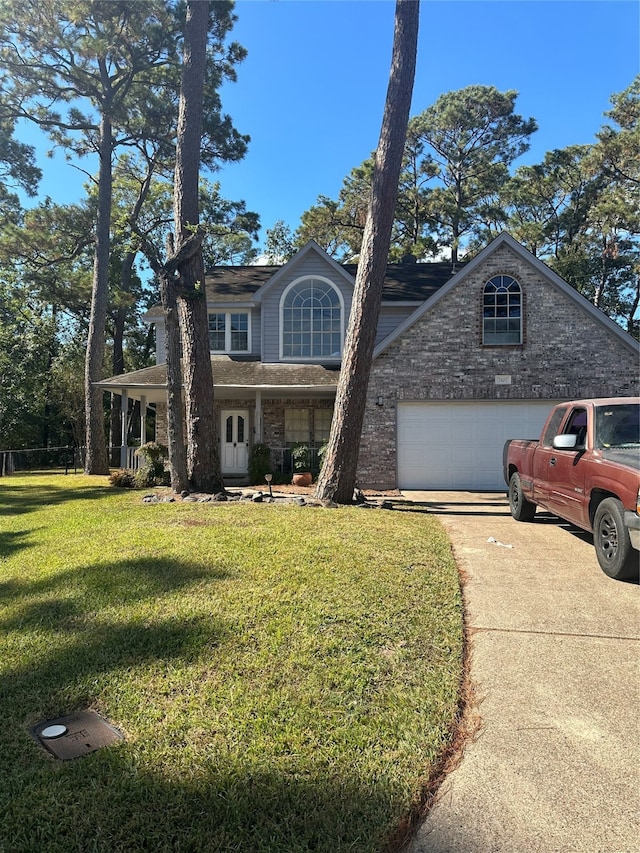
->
(155, 397, 334, 457)
(358, 245, 640, 488)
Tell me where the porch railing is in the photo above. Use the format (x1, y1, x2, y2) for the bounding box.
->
(0, 444, 321, 479)
(270, 446, 323, 475)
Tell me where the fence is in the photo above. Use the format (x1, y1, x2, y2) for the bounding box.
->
(0, 446, 79, 476)
(0, 446, 142, 476)
(0, 445, 321, 477)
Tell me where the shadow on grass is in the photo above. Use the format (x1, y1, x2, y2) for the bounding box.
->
(0, 750, 406, 853)
(0, 553, 415, 853)
(0, 555, 230, 615)
(0, 477, 109, 517)
(0, 556, 232, 719)
(0, 529, 36, 560)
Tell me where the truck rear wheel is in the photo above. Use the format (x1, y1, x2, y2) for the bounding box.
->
(593, 498, 638, 581)
(508, 472, 536, 522)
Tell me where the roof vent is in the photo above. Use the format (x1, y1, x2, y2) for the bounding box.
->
(401, 253, 417, 264)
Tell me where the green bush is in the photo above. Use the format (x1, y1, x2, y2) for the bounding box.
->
(134, 466, 158, 489)
(135, 441, 168, 467)
(248, 442, 272, 484)
(135, 441, 168, 487)
(109, 468, 137, 489)
(313, 441, 329, 475)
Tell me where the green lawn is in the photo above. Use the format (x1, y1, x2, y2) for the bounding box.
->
(0, 474, 464, 853)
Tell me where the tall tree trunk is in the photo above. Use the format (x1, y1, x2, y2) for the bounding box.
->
(174, 0, 224, 493)
(160, 264, 189, 492)
(315, 0, 419, 504)
(109, 250, 134, 455)
(130, 227, 190, 491)
(84, 109, 112, 475)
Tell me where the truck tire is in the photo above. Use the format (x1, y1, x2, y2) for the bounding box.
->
(508, 472, 536, 522)
(593, 497, 638, 581)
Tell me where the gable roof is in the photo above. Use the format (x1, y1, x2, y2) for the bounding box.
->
(373, 232, 640, 358)
(143, 241, 459, 321)
(251, 241, 357, 302)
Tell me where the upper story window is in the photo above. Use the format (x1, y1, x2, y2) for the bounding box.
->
(281, 276, 343, 360)
(208, 312, 250, 353)
(482, 275, 522, 345)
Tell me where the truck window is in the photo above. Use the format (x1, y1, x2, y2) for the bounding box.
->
(595, 403, 640, 448)
(564, 408, 587, 446)
(541, 407, 567, 447)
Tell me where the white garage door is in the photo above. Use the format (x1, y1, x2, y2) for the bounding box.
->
(397, 401, 554, 490)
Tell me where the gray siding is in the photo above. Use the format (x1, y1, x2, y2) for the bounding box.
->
(155, 323, 165, 363)
(250, 307, 260, 357)
(261, 255, 354, 363)
(151, 307, 259, 363)
(375, 305, 418, 347)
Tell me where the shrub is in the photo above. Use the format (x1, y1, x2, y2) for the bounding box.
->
(109, 469, 137, 489)
(135, 441, 168, 468)
(135, 442, 168, 487)
(248, 442, 272, 485)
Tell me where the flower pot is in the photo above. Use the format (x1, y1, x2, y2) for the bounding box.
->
(292, 472, 313, 486)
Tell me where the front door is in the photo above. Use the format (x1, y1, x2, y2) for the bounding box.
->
(221, 410, 249, 475)
(533, 406, 588, 528)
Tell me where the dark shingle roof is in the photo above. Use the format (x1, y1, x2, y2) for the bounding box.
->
(202, 260, 461, 303)
(143, 260, 462, 320)
(96, 357, 340, 401)
(203, 266, 280, 300)
(345, 262, 462, 301)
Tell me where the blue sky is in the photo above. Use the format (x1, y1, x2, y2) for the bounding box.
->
(18, 0, 640, 247)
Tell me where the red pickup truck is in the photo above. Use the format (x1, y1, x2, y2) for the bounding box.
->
(504, 398, 640, 580)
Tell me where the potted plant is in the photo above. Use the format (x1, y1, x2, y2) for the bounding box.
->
(291, 443, 312, 486)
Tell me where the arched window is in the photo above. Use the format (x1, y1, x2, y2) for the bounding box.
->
(281, 277, 343, 359)
(483, 275, 522, 345)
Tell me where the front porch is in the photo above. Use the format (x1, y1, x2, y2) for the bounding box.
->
(96, 356, 339, 481)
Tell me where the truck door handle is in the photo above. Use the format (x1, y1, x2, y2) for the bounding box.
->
(550, 457, 557, 466)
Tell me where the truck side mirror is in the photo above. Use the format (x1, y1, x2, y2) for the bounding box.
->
(553, 434, 578, 450)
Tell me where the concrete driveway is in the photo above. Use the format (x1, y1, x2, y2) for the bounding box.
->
(401, 491, 639, 853)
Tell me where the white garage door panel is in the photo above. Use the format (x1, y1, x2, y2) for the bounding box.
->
(397, 401, 553, 490)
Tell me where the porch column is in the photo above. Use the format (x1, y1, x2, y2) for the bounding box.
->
(255, 390, 263, 442)
(120, 389, 128, 468)
(140, 395, 147, 446)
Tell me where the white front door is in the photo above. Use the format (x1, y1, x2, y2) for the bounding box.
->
(221, 410, 249, 475)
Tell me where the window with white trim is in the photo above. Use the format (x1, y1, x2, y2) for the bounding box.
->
(482, 275, 522, 345)
(281, 277, 342, 359)
(208, 312, 250, 353)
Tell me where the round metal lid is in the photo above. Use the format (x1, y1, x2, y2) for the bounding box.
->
(41, 724, 68, 739)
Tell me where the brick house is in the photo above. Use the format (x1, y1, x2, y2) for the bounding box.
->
(98, 232, 640, 490)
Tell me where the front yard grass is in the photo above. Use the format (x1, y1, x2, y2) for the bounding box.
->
(0, 474, 464, 853)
